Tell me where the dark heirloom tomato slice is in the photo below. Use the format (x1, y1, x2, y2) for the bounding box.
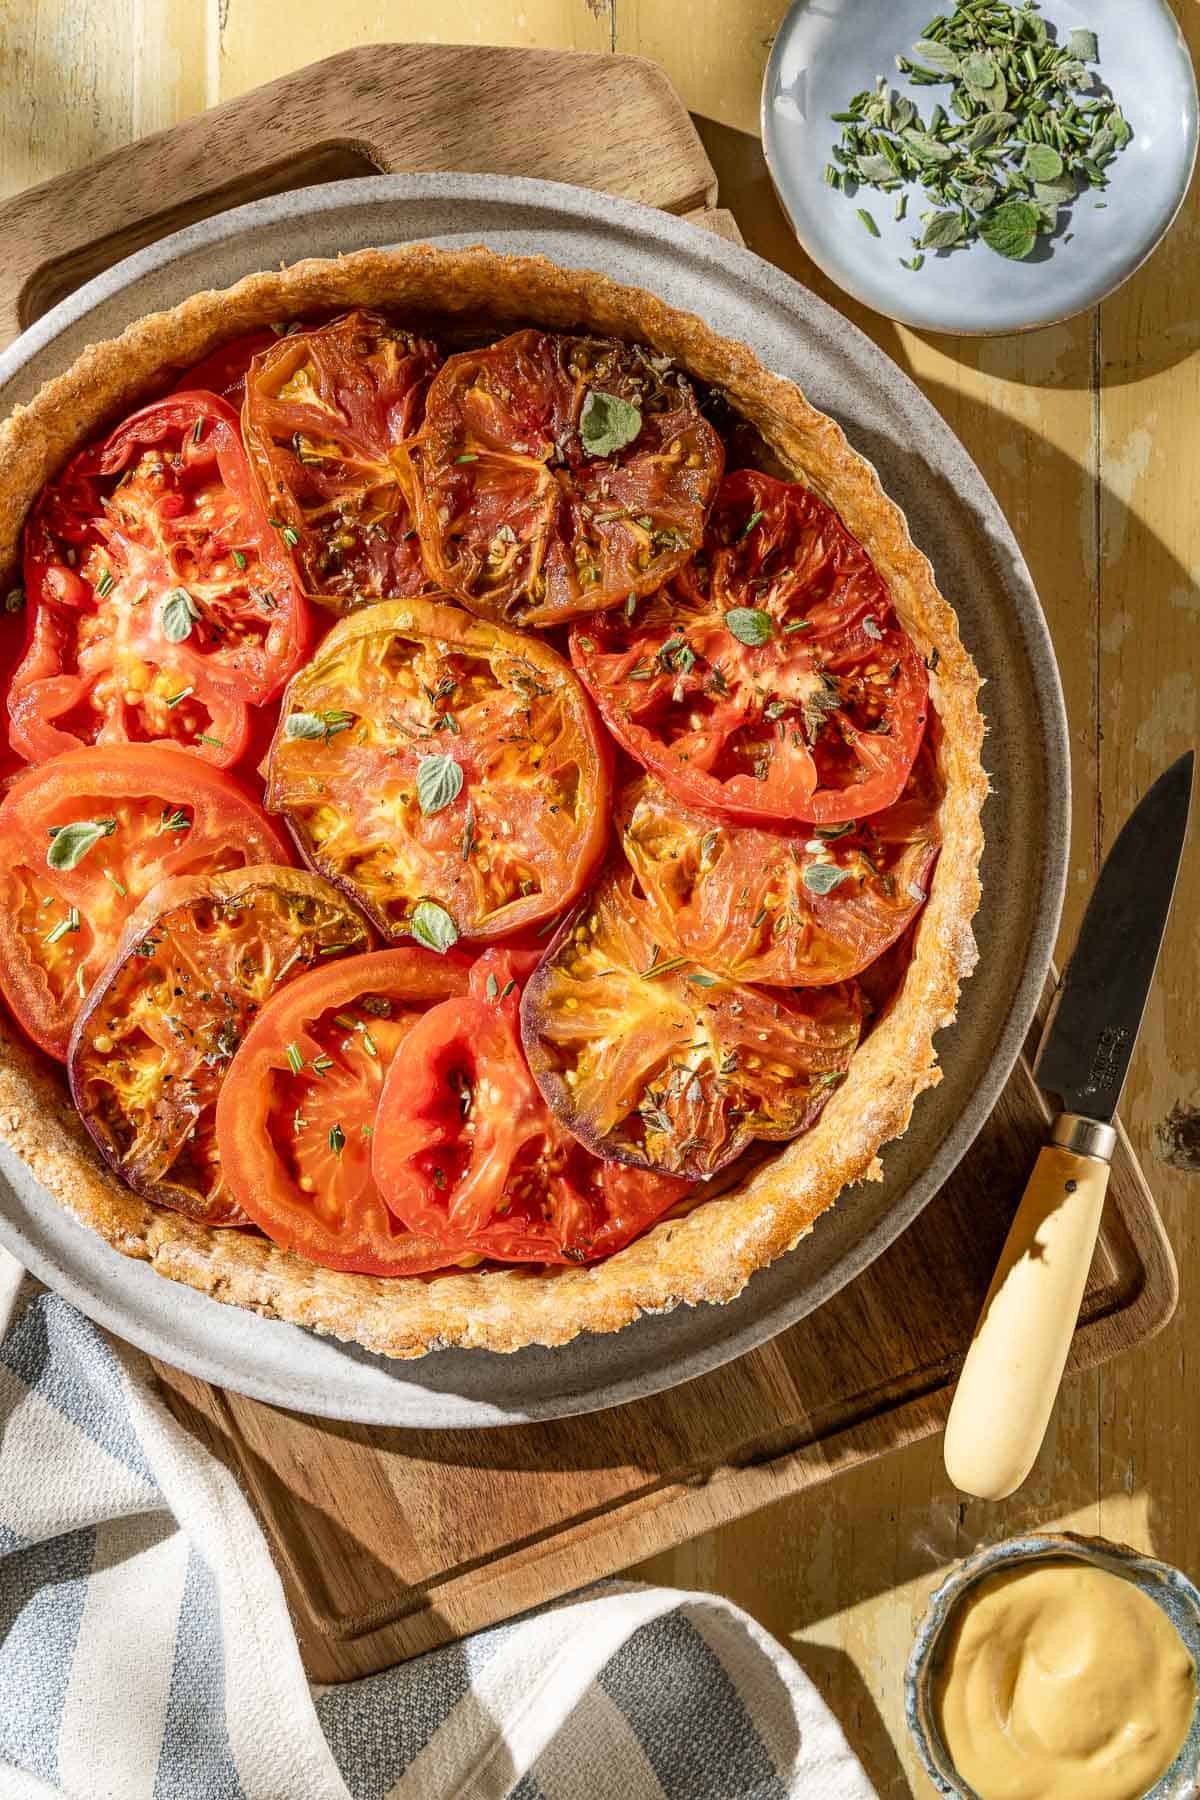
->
(400, 330, 723, 628)
(68, 865, 370, 1225)
(264, 597, 610, 943)
(11, 391, 310, 767)
(617, 736, 942, 987)
(521, 864, 863, 1180)
(0, 745, 292, 1062)
(214, 948, 473, 1275)
(172, 330, 279, 405)
(569, 469, 928, 825)
(243, 311, 440, 608)
(372, 952, 690, 1263)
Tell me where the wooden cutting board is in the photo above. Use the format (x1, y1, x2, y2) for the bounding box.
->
(0, 43, 1176, 1684)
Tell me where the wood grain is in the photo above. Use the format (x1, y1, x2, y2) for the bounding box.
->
(151, 1013, 1173, 1682)
(3, 5, 1196, 1791)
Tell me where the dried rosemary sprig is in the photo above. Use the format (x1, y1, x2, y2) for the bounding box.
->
(827, 1, 1131, 263)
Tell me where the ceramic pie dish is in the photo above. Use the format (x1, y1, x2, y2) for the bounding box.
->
(0, 176, 1067, 1425)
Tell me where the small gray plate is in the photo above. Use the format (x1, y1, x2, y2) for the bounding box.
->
(763, 0, 1198, 335)
(0, 174, 1067, 1427)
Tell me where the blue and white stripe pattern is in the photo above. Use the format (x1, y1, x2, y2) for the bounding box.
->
(0, 1250, 874, 1800)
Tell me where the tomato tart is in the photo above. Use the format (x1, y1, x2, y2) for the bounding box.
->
(0, 247, 985, 1358)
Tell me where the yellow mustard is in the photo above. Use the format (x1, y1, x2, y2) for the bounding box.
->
(933, 1559, 1196, 1800)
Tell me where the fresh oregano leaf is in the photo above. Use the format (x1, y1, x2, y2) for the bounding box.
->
(979, 198, 1040, 260)
(580, 390, 642, 458)
(409, 899, 459, 954)
(958, 181, 998, 212)
(856, 154, 897, 183)
(46, 817, 116, 872)
(922, 210, 966, 250)
(961, 51, 998, 89)
(160, 588, 200, 643)
(1023, 144, 1064, 182)
(724, 607, 774, 647)
(802, 863, 853, 896)
(1034, 176, 1077, 211)
(1068, 28, 1099, 62)
(911, 38, 962, 76)
(416, 753, 464, 816)
(965, 111, 1016, 150)
(901, 129, 955, 164)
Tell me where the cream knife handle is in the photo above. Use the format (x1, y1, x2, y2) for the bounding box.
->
(944, 1117, 1115, 1501)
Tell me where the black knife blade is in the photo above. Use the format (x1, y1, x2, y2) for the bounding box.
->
(1035, 750, 1194, 1121)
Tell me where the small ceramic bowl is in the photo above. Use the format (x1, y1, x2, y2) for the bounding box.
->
(906, 1532, 1200, 1798)
(762, 0, 1199, 335)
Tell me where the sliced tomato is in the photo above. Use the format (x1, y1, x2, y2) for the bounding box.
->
(520, 863, 863, 1180)
(372, 951, 691, 1263)
(68, 865, 370, 1224)
(264, 596, 610, 943)
(400, 330, 723, 628)
(569, 469, 928, 825)
(0, 745, 292, 1061)
(172, 330, 280, 405)
(618, 735, 942, 987)
(214, 948, 474, 1274)
(242, 311, 440, 608)
(10, 391, 311, 766)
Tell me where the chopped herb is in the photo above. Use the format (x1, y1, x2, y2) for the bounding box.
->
(500, 978, 516, 1000)
(161, 587, 200, 643)
(862, 615, 884, 640)
(688, 973, 719, 988)
(725, 607, 774, 647)
(328, 1122, 346, 1156)
(232, 549, 247, 571)
(461, 801, 477, 861)
(736, 509, 765, 542)
(579, 390, 642, 458)
(293, 1110, 308, 1134)
(783, 618, 813, 634)
(102, 868, 127, 898)
(196, 733, 224, 748)
(95, 568, 115, 599)
(410, 899, 459, 954)
(815, 821, 857, 841)
(827, 5, 1127, 266)
(640, 951, 688, 980)
(160, 808, 190, 832)
(285, 1042, 304, 1073)
(486, 972, 499, 1001)
(191, 417, 204, 444)
(4, 586, 25, 614)
(577, 636, 596, 653)
(46, 816, 117, 872)
(803, 863, 854, 896)
(416, 753, 464, 817)
(284, 709, 354, 743)
(43, 905, 81, 946)
(312, 1054, 334, 1075)
(165, 687, 194, 709)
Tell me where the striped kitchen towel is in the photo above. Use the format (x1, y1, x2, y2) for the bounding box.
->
(0, 1250, 876, 1800)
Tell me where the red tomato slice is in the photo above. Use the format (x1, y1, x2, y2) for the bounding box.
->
(372, 951, 691, 1263)
(401, 330, 724, 628)
(617, 735, 942, 986)
(68, 864, 371, 1224)
(569, 470, 928, 825)
(265, 597, 611, 943)
(10, 391, 311, 766)
(242, 311, 440, 608)
(214, 948, 474, 1275)
(171, 330, 280, 405)
(521, 863, 864, 1180)
(0, 744, 292, 1061)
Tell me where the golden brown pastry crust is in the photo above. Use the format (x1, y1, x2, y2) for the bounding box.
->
(0, 245, 986, 1358)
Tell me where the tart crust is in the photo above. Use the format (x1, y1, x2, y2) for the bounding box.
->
(0, 245, 986, 1358)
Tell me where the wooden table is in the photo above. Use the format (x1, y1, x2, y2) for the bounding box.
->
(4, 5, 1197, 1792)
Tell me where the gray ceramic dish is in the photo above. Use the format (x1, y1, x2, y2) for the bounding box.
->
(763, 0, 1199, 336)
(907, 1532, 1200, 1797)
(0, 173, 1067, 1427)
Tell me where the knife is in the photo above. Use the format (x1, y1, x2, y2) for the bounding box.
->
(944, 749, 1194, 1500)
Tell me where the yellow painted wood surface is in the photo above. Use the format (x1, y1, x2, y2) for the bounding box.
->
(2, 2, 1197, 1791)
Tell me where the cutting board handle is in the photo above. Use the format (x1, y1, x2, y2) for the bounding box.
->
(0, 44, 717, 352)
